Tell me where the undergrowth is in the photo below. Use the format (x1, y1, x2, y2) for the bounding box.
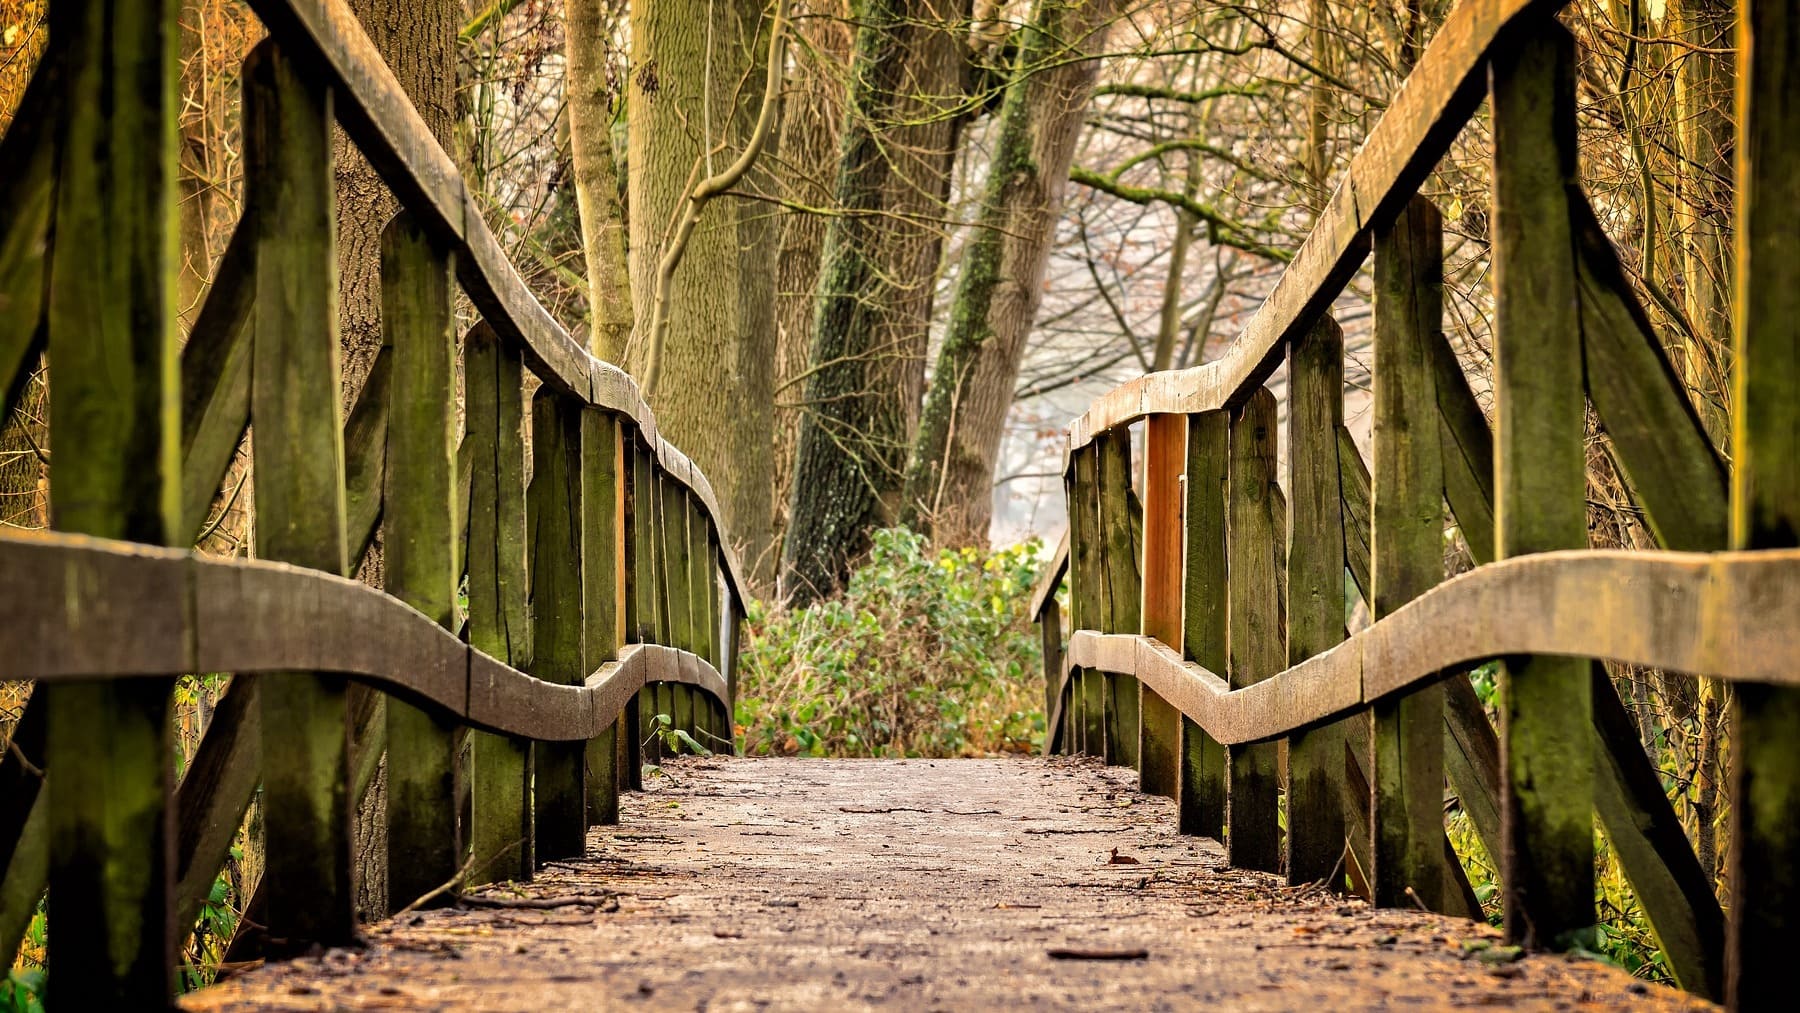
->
(736, 528, 1047, 758)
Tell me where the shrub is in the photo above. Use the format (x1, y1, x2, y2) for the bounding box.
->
(737, 528, 1047, 758)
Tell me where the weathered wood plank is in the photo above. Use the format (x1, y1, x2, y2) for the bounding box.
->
(1728, 1, 1800, 1002)
(583, 410, 626, 824)
(1490, 22, 1593, 950)
(342, 344, 392, 566)
(381, 211, 461, 911)
(1428, 327, 1495, 564)
(1179, 411, 1229, 838)
(466, 322, 533, 885)
(1370, 196, 1448, 913)
(178, 221, 255, 540)
(1070, 447, 1106, 755)
(1139, 415, 1183, 796)
(1227, 388, 1283, 872)
(0, 46, 57, 416)
(1286, 315, 1350, 887)
(1096, 429, 1141, 769)
(530, 391, 587, 861)
(243, 36, 355, 953)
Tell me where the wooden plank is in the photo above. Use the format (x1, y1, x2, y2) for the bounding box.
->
(0, 47, 56, 414)
(1728, 1, 1800, 1002)
(1489, 22, 1593, 950)
(1064, 0, 1570, 450)
(1139, 415, 1184, 797)
(1070, 447, 1106, 755)
(1428, 328, 1495, 564)
(1028, 532, 1069, 621)
(1226, 388, 1283, 872)
(582, 410, 626, 825)
(1286, 315, 1349, 887)
(1370, 196, 1448, 913)
(342, 343, 392, 566)
(1338, 426, 1375, 600)
(1572, 196, 1729, 553)
(243, 36, 355, 953)
(171, 677, 259, 935)
(1040, 598, 1065, 752)
(178, 221, 255, 540)
(381, 211, 461, 912)
(1179, 411, 1229, 838)
(466, 322, 533, 885)
(529, 391, 588, 861)
(1096, 429, 1141, 769)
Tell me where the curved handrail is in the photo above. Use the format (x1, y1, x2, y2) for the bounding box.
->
(239, 0, 747, 600)
(1055, 547, 1800, 746)
(0, 529, 726, 742)
(1065, 0, 1563, 451)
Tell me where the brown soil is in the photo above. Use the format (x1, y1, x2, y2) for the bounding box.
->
(185, 756, 1713, 1011)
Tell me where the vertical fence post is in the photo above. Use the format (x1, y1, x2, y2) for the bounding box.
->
(380, 210, 461, 911)
(629, 442, 660, 771)
(1227, 388, 1284, 872)
(1729, 1, 1800, 1002)
(1139, 416, 1184, 797)
(1178, 411, 1229, 838)
(1491, 23, 1593, 949)
(1096, 428, 1141, 769)
(42, 0, 181, 998)
(1369, 196, 1448, 911)
(1286, 315, 1350, 886)
(466, 323, 533, 884)
(242, 38, 356, 952)
(1070, 446, 1106, 754)
(659, 478, 692, 751)
(530, 392, 587, 860)
(582, 411, 626, 825)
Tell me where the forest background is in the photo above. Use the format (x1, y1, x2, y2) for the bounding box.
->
(0, 0, 1736, 991)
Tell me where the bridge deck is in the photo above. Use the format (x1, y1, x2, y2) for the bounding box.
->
(187, 758, 1706, 1011)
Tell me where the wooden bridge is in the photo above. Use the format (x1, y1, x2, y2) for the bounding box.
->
(1, 0, 1796, 1009)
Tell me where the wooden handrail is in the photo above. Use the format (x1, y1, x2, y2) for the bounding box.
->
(1065, 0, 1565, 452)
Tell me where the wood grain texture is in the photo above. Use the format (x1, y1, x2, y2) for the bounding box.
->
(1138, 415, 1184, 797)
(177, 221, 255, 540)
(1286, 316, 1350, 887)
(1096, 429, 1141, 770)
(1063, 0, 1567, 451)
(582, 411, 626, 825)
(530, 392, 589, 862)
(0, 45, 57, 417)
(1728, 2, 1800, 1001)
(1070, 447, 1106, 756)
(1370, 197, 1447, 913)
(1227, 389, 1284, 872)
(1179, 411, 1230, 838)
(1490, 23, 1593, 950)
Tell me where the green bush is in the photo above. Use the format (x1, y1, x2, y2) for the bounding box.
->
(737, 528, 1047, 758)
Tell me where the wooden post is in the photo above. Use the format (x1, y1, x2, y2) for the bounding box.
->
(1139, 415, 1184, 797)
(380, 211, 461, 912)
(1286, 315, 1350, 887)
(628, 441, 659, 773)
(1179, 411, 1229, 838)
(582, 411, 626, 825)
(1369, 197, 1448, 912)
(42, 0, 181, 998)
(530, 392, 587, 860)
(466, 323, 533, 885)
(1096, 428, 1141, 769)
(1729, 1, 1800, 1002)
(1070, 446, 1106, 755)
(1227, 388, 1283, 872)
(1040, 597, 1064, 752)
(1490, 24, 1593, 949)
(242, 38, 357, 952)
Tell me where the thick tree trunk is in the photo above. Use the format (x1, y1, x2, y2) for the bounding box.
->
(627, 0, 776, 583)
(779, 1, 967, 604)
(338, 0, 459, 921)
(770, 4, 851, 550)
(566, 0, 634, 363)
(900, 0, 1115, 545)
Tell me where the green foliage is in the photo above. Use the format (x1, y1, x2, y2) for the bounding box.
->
(739, 529, 1046, 758)
(0, 968, 44, 1013)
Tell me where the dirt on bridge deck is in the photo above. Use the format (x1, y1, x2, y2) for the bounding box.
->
(187, 756, 1710, 1011)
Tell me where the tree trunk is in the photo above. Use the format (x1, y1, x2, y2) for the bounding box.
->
(566, 0, 634, 363)
(338, 0, 459, 921)
(778, 0, 968, 605)
(900, 0, 1116, 545)
(1671, 0, 1732, 445)
(770, 3, 851, 552)
(627, 0, 776, 583)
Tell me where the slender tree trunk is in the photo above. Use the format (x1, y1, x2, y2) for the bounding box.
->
(899, 0, 1116, 545)
(566, 0, 634, 363)
(1671, 0, 1733, 444)
(627, 0, 776, 582)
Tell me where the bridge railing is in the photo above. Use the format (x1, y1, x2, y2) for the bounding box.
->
(1037, 1, 1799, 1006)
(0, 1, 743, 1004)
